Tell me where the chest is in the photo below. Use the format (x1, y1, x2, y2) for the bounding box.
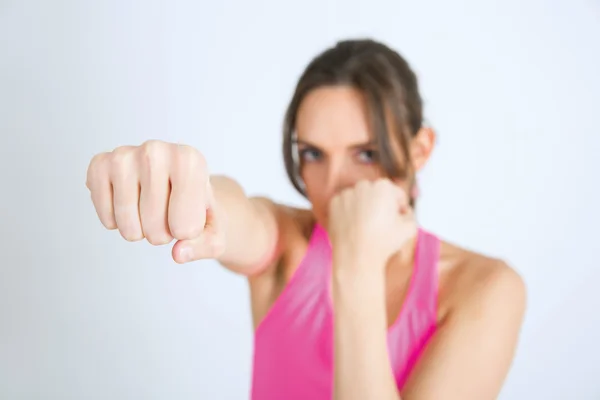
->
(252, 258, 437, 398)
(267, 251, 416, 328)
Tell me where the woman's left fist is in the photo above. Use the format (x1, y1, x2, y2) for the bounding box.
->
(327, 179, 417, 271)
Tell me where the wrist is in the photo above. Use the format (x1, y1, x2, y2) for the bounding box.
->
(332, 259, 386, 300)
(332, 248, 387, 277)
(332, 264, 387, 330)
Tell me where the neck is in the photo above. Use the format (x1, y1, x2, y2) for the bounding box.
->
(387, 231, 419, 274)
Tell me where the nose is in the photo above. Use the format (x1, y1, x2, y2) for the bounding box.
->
(325, 156, 356, 196)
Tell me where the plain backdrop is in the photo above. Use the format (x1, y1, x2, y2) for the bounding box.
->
(1, 0, 599, 399)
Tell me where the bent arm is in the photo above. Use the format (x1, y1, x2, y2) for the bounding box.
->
(210, 175, 281, 276)
(401, 263, 527, 399)
(332, 266, 401, 400)
(332, 256, 526, 400)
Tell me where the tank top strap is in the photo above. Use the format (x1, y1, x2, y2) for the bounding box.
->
(410, 227, 440, 316)
(292, 222, 331, 283)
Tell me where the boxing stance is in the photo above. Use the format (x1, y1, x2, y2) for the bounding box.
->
(86, 39, 526, 400)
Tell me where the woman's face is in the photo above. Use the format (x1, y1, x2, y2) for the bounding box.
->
(295, 85, 420, 228)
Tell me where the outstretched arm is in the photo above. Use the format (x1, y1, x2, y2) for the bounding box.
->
(209, 175, 282, 275)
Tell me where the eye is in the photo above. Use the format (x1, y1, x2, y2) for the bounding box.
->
(299, 148, 323, 162)
(357, 149, 378, 163)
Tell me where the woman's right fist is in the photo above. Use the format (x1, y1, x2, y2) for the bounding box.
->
(85, 140, 225, 263)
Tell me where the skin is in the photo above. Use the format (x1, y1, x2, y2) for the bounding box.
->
(86, 86, 527, 400)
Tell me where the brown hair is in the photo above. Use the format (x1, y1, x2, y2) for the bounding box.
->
(282, 38, 424, 206)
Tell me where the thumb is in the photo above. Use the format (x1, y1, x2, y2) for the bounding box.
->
(172, 182, 226, 263)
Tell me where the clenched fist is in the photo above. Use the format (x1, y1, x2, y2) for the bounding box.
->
(327, 179, 417, 273)
(85, 140, 225, 263)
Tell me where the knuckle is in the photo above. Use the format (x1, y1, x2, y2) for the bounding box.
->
(177, 144, 202, 163)
(375, 178, 394, 193)
(169, 145, 207, 181)
(354, 180, 372, 195)
(139, 141, 169, 177)
(374, 178, 389, 187)
(172, 148, 208, 188)
(110, 147, 135, 171)
(141, 139, 166, 149)
(89, 152, 105, 165)
(88, 152, 108, 172)
(140, 140, 167, 163)
(86, 153, 109, 187)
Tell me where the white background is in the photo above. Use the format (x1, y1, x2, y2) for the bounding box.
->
(1, 0, 599, 399)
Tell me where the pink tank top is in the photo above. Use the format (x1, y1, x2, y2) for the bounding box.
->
(250, 223, 439, 399)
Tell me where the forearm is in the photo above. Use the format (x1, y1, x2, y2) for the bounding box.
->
(210, 175, 278, 274)
(332, 257, 402, 400)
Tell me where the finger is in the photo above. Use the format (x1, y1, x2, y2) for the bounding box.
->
(168, 145, 207, 240)
(110, 148, 143, 241)
(87, 153, 117, 229)
(172, 185, 226, 263)
(139, 145, 173, 245)
(172, 208, 225, 263)
(172, 236, 213, 264)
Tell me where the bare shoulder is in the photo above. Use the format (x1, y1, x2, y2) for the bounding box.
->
(251, 198, 314, 248)
(438, 240, 527, 324)
(400, 239, 527, 398)
(247, 197, 315, 280)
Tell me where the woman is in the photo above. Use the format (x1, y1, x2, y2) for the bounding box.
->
(86, 39, 527, 399)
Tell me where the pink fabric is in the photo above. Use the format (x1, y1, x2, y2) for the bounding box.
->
(250, 223, 439, 399)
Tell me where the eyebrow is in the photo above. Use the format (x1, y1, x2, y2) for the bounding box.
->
(295, 139, 377, 150)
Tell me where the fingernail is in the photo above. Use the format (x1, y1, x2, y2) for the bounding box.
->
(179, 247, 193, 262)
